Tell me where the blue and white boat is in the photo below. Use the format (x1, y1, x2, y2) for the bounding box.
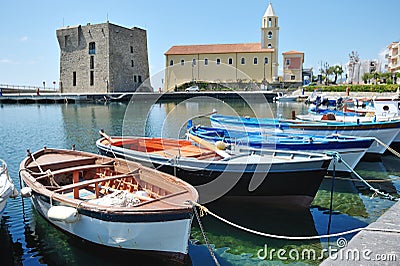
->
(188, 126, 374, 172)
(210, 114, 400, 156)
(0, 159, 17, 224)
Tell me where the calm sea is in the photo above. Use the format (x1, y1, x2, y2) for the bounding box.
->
(0, 98, 399, 265)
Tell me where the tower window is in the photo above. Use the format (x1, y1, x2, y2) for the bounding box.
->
(204, 58, 208, 65)
(89, 42, 96, 54)
(216, 58, 221, 65)
(268, 31, 273, 39)
(253, 57, 258, 65)
(286, 59, 291, 65)
(72, 72, 76, 86)
(268, 44, 272, 49)
(268, 18, 272, 27)
(90, 56, 94, 69)
(130, 46, 134, 53)
(64, 35, 70, 47)
(241, 58, 246, 65)
(90, 71, 94, 86)
(192, 59, 196, 65)
(131, 60, 134, 67)
(138, 75, 142, 83)
(291, 75, 296, 80)
(228, 58, 233, 65)
(181, 59, 185, 66)
(169, 60, 174, 66)
(264, 57, 269, 64)
(134, 75, 137, 83)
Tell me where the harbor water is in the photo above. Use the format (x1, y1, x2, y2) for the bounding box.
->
(0, 98, 399, 265)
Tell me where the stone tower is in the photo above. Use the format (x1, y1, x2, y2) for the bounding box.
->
(261, 2, 279, 81)
(57, 22, 150, 93)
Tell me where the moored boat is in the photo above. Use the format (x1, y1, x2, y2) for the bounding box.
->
(19, 147, 198, 262)
(0, 159, 18, 223)
(274, 92, 299, 102)
(96, 133, 332, 208)
(188, 125, 374, 172)
(210, 114, 400, 156)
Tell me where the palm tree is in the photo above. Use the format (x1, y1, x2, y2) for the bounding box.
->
(332, 65, 343, 84)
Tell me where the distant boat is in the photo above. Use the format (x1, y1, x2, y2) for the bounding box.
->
(0, 159, 18, 223)
(19, 148, 198, 262)
(210, 114, 400, 155)
(274, 92, 298, 102)
(188, 125, 374, 172)
(96, 133, 332, 208)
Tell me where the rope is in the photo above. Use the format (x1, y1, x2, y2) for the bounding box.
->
(330, 152, 399, 201)
(374, 137, 400, 158)
(191, 202, 220, 266)
(324, 175, 400, 183)
(189, 201, 400, 240)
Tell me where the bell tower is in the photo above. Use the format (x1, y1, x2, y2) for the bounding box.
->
(261, 2, 279, 81)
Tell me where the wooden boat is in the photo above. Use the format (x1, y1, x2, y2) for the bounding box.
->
(210, 114, 400, 156)
(19, 147, 198, 262)
(0, 159, 18, 223)
(96, 133, 332, 208)
(188, 125, 374, 173)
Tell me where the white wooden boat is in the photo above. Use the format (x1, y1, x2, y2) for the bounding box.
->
(0, 159, 17, 223)
(19, 148, 198, 262)
(96, 134, 332, 208)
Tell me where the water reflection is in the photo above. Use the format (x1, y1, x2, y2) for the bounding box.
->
(0, 100, 398, 266)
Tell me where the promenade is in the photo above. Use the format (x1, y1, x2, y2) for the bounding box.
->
(0, 91, 278, 103)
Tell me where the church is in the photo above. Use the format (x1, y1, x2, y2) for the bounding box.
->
(164, 2, 282, 91)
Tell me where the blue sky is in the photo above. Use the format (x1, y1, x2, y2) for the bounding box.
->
(0, 0, 398, 87)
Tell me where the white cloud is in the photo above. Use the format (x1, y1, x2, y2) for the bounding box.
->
(19, 36, 28, 42)
(0, 59, 14, 64)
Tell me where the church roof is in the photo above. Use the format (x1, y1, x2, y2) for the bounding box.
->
(283, 50, 304, 55)
(263, 3, 277, 17)
(165, 43, 274, 55)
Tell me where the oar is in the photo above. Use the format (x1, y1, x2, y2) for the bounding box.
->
(187, 132, 231, 159)
(99, 129, 114, 145)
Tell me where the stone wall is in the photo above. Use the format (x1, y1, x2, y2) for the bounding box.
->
(57, 22, 150, 93)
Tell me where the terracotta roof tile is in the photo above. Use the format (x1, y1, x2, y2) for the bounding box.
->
(165, 43, 274, 55)
(282, 50, 304, 55)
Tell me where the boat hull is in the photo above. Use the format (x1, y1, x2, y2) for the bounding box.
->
(29, 192, 193, 259)
(0, 162, 16, 224)
(210, 114, 400, 155)
(97, 143, 331, 208)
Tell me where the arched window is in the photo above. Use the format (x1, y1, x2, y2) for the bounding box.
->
(268, 31, 273, 39)
(268, 18, 272, 27)
(228, 58, 233, 65)
(169, 60, 174, 66)
(241, 58, 246, 65)
(192, 58, 196, 65)
(181, 59, 185, 66)
(268, 43, 272, 49)
(216, 58, 221, 65)
(253, 57, 258, 65)
(204, 58, 208, 65)
(264, 57, 269, 64)
(89, 42, 96, 54)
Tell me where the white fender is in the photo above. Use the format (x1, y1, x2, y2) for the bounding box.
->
(47, 206, 80, 223)
(20, 187, 32, 198)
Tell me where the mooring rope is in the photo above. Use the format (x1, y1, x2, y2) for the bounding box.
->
(374, 137, 400, 158)
(189, 201, 400, 241)
(329, 152, 399, 201)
